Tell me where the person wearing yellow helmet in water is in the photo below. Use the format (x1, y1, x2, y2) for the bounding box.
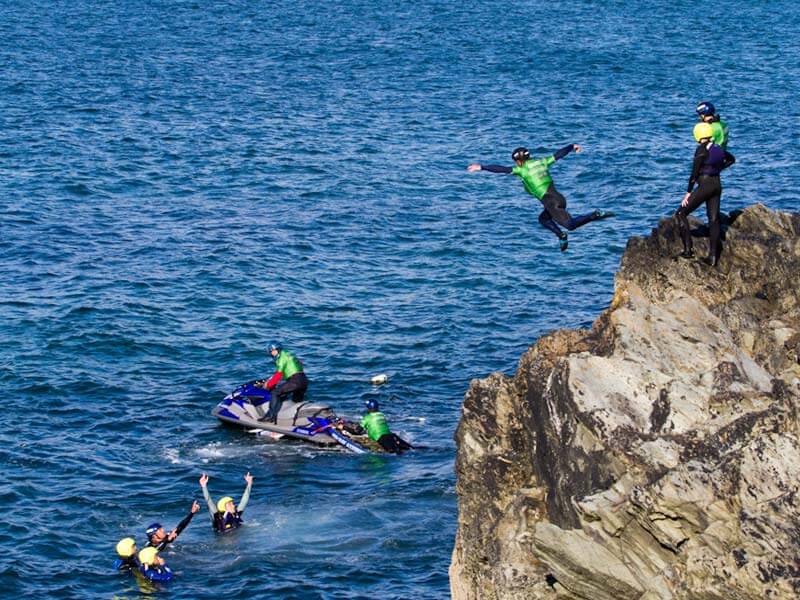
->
(199, 472, 253, 533)
(675, 122, 735, 266)
(114, 537, 140, 572)
(137, 546, 173, 582)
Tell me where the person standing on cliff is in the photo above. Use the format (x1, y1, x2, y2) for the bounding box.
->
(695, 101, 729, 149)
(467, 144, 614, 252)
(675, 122, 735, 267)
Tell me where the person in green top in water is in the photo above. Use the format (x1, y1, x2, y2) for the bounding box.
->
(468, 144, 614, 251)
(337, 399, 412, 454)
(259, 341, 308, 423)
(695, 101, 729, 149)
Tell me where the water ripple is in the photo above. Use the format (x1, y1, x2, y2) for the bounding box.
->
(2, 1, 799, 597)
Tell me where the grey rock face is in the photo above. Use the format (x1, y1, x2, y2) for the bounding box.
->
(450, 205, 800, 599)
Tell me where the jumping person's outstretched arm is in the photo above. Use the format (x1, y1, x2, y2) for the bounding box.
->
(467, 163, 512, 173)
(553, 143, 581, 160)
(469, 143, 581, 173)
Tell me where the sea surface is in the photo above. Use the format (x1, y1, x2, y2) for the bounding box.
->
(1, 1, 798, 598)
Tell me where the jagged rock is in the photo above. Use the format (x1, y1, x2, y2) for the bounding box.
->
(450, 204, 800, 600)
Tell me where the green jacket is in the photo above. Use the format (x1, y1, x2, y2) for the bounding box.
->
(360, 411, 390, 441)
(511, 156, 556, 200)
(710, 119, 729, 149)
(274, 349, 303, 379)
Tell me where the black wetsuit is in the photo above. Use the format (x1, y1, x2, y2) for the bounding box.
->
(144, 511, 195, 551)
(675, 142, 735, 262)
(266, 372, 309, 421)
(537, 184, 597, 237)
(340, 421, 413, 455)
(377, 433, 413, 454)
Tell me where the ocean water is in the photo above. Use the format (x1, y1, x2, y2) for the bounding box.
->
(1, 1, 798, 598)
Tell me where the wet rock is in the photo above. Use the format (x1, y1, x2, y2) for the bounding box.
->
(450, 204, 800, 599)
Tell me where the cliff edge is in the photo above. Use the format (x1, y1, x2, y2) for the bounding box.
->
(450, 204, 800, 599)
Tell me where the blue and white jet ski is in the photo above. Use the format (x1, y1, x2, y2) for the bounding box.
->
(212, 381, 372, 453)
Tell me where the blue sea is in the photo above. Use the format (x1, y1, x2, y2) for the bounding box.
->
(1, 1, 798, 598)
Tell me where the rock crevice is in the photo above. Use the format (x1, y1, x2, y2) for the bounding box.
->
(451, 205, 800, 599)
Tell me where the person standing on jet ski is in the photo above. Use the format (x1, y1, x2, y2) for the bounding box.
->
(199, 472, 253, 533)
(143, 500, 200, 552)
(260, 341, 308, 423)
(337, 399, 412, 454)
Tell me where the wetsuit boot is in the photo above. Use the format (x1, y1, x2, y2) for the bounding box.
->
(559, 233, 569, 252)
(592, 209, 615, 220)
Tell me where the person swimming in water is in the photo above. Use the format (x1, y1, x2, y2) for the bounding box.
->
(675, 122, 736, 266)
(336, 399, 412, 454)
(468, 144, 614, 251)
(199, 472, 253, 533)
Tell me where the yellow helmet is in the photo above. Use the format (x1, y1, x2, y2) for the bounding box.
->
(116, 537, 136, 558)
(217, 496, 235, 512)
(693, 122, 714, 142)
(138, 546, 159, 566)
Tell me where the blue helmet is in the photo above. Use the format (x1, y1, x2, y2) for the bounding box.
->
(695, 101, 716, 117)
(145, 523, 162, 537)
(365, 399, 379, 411)
(267, 341, 282, 353)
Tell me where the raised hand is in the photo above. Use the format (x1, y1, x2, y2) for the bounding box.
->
(191, 500, 200, 513)
(244, 472, 254, 485)
(199, 473, 209, 487)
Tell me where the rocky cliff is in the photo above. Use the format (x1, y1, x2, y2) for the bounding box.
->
(450, 204, 800, 599)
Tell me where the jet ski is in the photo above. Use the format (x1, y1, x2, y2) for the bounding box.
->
(212, 381, 375, 453)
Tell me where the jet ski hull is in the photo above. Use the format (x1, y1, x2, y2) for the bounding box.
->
(212, 382, 371, 451)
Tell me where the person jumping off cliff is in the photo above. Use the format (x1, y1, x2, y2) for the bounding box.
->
(468, 144, 614, 251)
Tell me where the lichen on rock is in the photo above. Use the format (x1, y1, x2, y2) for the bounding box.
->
(450, 204, 800, 599)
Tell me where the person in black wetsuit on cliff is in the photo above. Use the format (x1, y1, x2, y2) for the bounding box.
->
(675, 122, 735, 266)
(468, 144, 614, 251)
